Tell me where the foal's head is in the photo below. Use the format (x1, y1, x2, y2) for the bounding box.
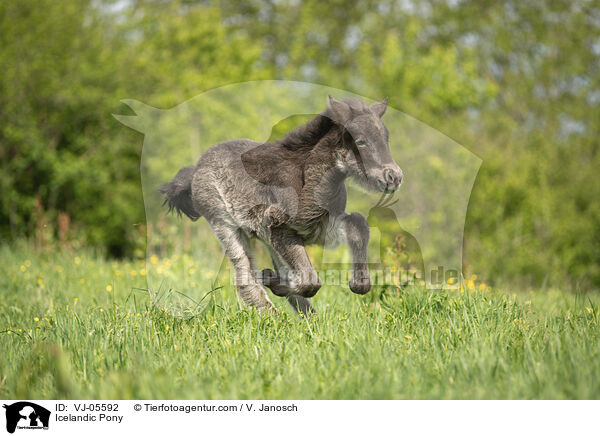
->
(327, 96, 403, 193)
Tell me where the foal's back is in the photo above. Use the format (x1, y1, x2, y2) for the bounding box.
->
(190, 139, 302, 230)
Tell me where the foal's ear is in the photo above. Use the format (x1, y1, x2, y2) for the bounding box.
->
(370, 97, 389, 118)
(327, 95, 352, 124)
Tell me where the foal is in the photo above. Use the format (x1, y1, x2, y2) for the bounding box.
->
(160, 96, 403, 314)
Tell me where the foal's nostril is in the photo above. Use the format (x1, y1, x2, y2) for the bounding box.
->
(383, 168, 397, 186)
(383, 168, 396, 185)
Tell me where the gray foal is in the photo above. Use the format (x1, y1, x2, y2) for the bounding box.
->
(160, 96, 402, 314)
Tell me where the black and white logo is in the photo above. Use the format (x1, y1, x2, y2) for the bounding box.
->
(3, 402, 50, 434)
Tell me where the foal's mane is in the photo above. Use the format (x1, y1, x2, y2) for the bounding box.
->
(278, 110, 339, 152)
(278, 98, 370, 152)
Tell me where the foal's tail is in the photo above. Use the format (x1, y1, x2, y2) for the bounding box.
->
(158, 166, 202, 221)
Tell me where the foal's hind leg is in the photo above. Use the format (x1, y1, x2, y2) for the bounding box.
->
(286, 294, 316, 315)
(210, 222, 275, 311)
(265, 248, 316, 315)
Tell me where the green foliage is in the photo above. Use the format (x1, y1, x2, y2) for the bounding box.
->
(0, 0, 266, 255)
(1, 244, 599, 399)
(1, 0, 599, 288)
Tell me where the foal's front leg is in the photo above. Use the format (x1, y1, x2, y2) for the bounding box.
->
(261, 227, 322, 299)
(265, 247, 316, 315)
(339, 212, 371, 294)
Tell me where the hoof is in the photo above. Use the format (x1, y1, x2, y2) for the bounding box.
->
(261, 268, 277, 286)
(261, 269, 289, 297)
(349, 278, 371, 295)
(297, 283, 321, 298)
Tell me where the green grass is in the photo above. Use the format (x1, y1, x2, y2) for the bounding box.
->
(1, 242, 599, 399)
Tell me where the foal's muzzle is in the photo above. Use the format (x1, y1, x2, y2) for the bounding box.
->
(377, 166, 403, 192)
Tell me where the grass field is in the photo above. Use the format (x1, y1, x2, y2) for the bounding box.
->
(1, 242, 599, 399)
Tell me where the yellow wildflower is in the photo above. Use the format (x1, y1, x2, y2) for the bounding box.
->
(106, 285, 113, 292)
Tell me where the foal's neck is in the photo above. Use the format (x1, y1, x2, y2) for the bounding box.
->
(301, 126, 347, 207)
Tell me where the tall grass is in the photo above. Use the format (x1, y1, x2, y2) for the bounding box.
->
(1, 242, 599, 399)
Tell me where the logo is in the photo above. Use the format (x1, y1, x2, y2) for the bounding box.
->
(3, 402, 50, 434)
(115, 81, 481, 316)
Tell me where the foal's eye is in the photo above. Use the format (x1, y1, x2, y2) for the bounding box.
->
(355, 139, 367, 147)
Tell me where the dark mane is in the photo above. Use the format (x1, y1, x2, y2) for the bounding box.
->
(278, 98, 370, 152)
(278, 111, 342, 151)
(278, 112, 335, 151)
